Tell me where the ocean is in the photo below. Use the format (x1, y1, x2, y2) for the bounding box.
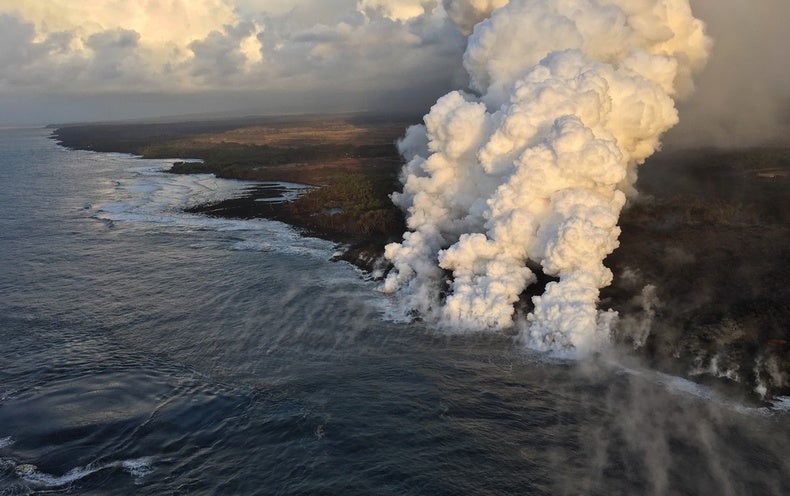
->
(0, 127, 788, 495)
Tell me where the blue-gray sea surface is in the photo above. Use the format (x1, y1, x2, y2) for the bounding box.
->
(0, 128, 788, 495)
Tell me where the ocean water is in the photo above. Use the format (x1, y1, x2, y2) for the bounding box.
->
(0, 127, 788, 495)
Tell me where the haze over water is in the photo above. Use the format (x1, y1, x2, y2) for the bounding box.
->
(1, 128, 788, 494)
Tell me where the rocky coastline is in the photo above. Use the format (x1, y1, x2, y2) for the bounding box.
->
(51, 118, 790, 401)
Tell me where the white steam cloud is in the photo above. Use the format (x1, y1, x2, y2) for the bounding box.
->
(442, 0, 509, 34)
(384, 0, 710, 352)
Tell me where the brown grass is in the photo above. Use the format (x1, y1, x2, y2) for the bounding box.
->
(173, 119, 405, 148)
(229, 157, 402, 186)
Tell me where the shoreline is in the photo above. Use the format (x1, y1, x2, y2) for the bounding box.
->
(181, 182, 398, 273)
(51, 114, 410, 271)
(49, 119, 790, 401)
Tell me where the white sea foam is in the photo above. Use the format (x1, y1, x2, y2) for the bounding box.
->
(21, 464, 101, 487)
(95, 163, 256, 218)
(0, 437, 13, 449)
(90, 156, 336, 260)
(14, 457, 154, 487)
(771, 396, 790, 412)
(253, 182, 314, 203)
(230, 240, 276, 252)
(0, 388, 14, 402)
(121, 457, 154, 482)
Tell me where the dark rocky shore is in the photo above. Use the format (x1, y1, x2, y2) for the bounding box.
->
(181, 181, 404, 273)
(51, 114, 411, 269)
(607, 148, 790, 400)
(52, 118, 790, 401)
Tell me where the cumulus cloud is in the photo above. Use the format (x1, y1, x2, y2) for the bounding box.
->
(188, 21, 261, 84)
(0, 14, 40, 76)
(0, 0, 465, 122)
(442, 0, 508, 34)
(358, 0, 433, 21)
(0, 0, 248, 92)
(0, 0, 239, 57)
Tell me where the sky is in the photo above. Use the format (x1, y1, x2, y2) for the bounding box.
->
(0, 0, 787, 147)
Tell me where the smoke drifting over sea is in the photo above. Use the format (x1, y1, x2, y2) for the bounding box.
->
(384, 0, 711, 352)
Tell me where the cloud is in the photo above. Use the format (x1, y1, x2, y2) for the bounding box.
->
(382, 0, 710, 350)
(0, 0, 238, 57)
(188, 22, 260, 84)
(0, 0, 470, 123)
(82, 29, 149, 84)
(667, 0, 790, 147)
(0, 14, 87, 88)
(442, 0, 508, 34)
(358, 0, 434, 21)
(0, 0, 786, 145)
(0, 14, 39, 72)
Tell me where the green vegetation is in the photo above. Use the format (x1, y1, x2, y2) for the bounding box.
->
(149, 142, 397, 167)
(161, 142, 408, 241)
(290, 172, 405, 240)
(52, 115, 410, 249)
(729, 147, 790, 172)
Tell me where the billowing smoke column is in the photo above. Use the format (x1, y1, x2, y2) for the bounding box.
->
(383, 0, 710, 352)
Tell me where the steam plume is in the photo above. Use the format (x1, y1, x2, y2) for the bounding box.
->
(384, 0, 710, 352)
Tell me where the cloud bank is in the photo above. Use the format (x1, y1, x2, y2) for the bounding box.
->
(0, 0, 464, 123)
(0, 0, 786, 147)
